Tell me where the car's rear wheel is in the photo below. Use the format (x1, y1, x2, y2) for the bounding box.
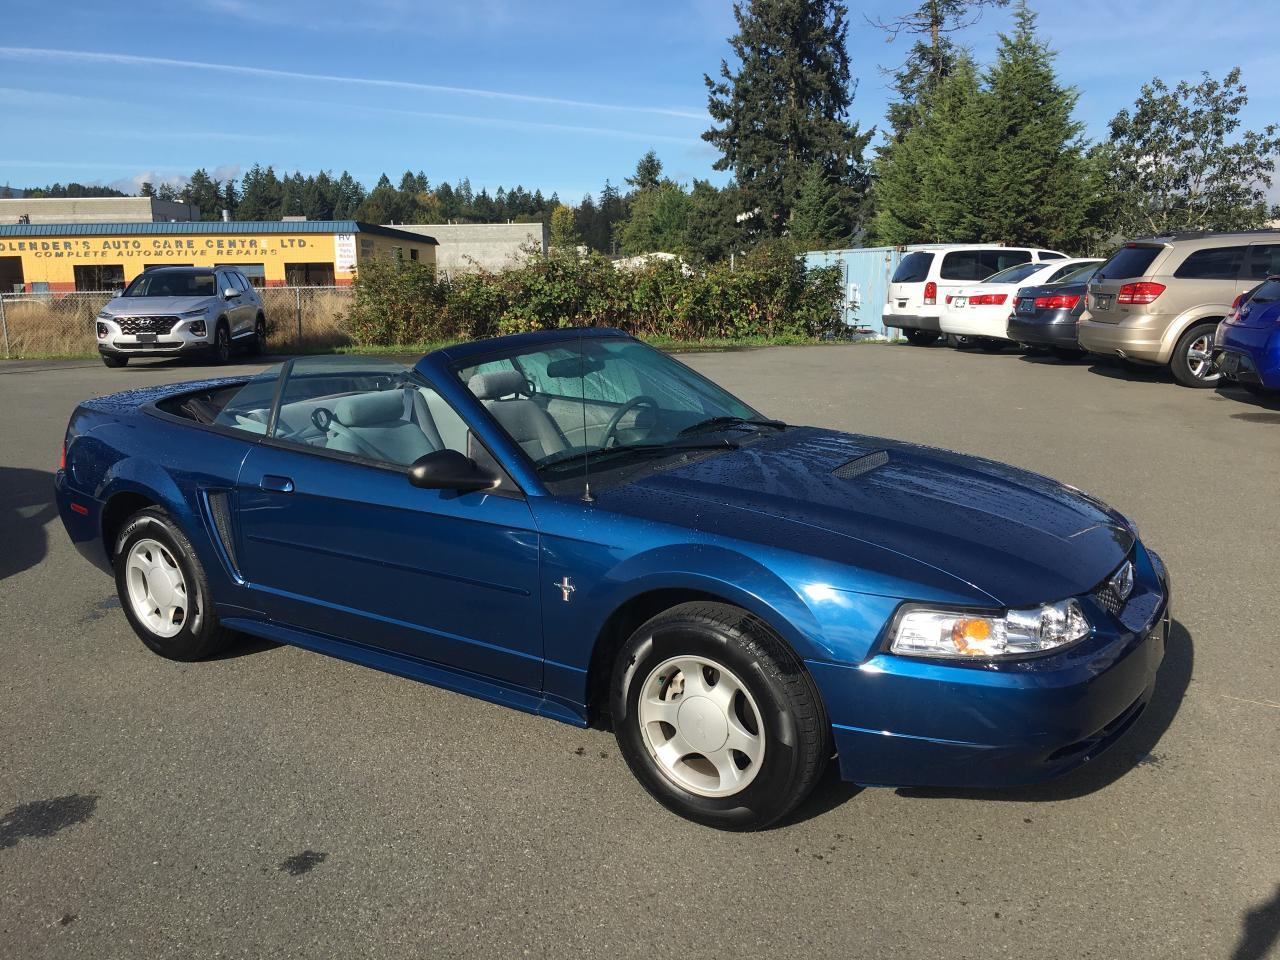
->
(113, 507, 231, 661)
(101, 354, 128, 368)
(611, 602, 829, 830)
(1170, 321, 1220, 388)
(903, 329, 940, 346)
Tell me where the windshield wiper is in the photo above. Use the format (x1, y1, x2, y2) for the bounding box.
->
(540, 438, 739, 470)
(677, 416, 786, 437)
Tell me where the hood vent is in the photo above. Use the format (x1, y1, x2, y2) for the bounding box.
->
(832, 449, 889, 480)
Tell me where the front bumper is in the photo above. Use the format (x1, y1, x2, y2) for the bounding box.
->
(98, 315, 214, 358)
(1007, 312, 1080, 349)
(810, 545, 1171, 788)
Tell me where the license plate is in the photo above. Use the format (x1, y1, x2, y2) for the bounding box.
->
(136, 332, 157, 343)
(1017, 298, 1035, 314)
(1094, 294, 1112, 311)
(952, 297, 967, 308)
(896, 300, 906, 309)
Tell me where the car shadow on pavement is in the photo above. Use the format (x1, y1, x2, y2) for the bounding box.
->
(1215, 382, 1280, 420)
(776, 763, 865, 828)
(1232, 884, 1280, 960)
(207, 633, 283, 660)
(893, 619, 1194, 804)
(1085, 357, 1171, 384)
(1016, 352, 1092, 366)
(0, 467, 57, 582)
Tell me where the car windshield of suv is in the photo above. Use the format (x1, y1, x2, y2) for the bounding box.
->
(983, 263, 1042, 284)
(123, 271, 217, 298)
(455, 336, 774, 476)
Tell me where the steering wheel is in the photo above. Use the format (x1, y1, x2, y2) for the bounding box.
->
(602, 396, 658, 448)
(311, 407, 334, 432)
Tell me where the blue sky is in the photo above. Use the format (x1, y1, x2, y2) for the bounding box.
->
(1, 0, 1277, 203)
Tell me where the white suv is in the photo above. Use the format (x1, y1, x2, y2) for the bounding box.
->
(884, 245, 1068, 345)
(96, 266, 266, 368)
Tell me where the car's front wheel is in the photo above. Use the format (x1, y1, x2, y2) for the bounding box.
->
(248, 314, 266, 356)
(113, 507, 231, 661)
(1170, 321, 1220, 387)
(903, 329, 940, 346)
(611, 602, 829, 830)
(210, 321, 232, 365)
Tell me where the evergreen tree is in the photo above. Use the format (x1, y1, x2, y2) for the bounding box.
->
(975, 0, 1087, 247)
(236, 165, 283, 220)
(139, 182, 155, 198)
(871, 55, 982, 243)
(1101, 67, 1280, 238)
(703, 0, 872, 236)
(618, 183, 691, 255)
(626, 151, 663, 192)
(356, 174, 402, 223)
(789, 161, 849, 248)
(180, 168, 221, 220)
(684, 180, 745, 263)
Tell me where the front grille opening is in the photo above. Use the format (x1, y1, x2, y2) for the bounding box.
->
(118, 316, 179, 335)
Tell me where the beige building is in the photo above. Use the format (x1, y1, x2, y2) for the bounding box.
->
(392, 222, 548, 274)
(0, 196, 201, 226)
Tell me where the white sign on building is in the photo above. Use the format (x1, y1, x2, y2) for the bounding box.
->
(334, 233, 357, 272)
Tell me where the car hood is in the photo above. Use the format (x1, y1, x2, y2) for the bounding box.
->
(104, 296, 216, 315)
(627, 427, 1133, 607)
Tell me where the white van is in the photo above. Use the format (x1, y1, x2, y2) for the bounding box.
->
(884, 245, 1067, 345)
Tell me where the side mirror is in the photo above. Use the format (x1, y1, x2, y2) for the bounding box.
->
(408, 449, 499, 493)
(224, 287, 241, 299)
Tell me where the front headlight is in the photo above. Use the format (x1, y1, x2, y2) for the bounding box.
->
(890, 599, 1091, 659)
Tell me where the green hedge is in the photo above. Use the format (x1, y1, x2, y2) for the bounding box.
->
(345, 243, 845, 346)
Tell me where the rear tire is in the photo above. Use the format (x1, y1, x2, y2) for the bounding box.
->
(903, 329, 940, 347)
(113, 507, 232, 661)
(101, 354, 128, 368)
(611, 602, 830, 830)
(1170, 321, 1221, 388)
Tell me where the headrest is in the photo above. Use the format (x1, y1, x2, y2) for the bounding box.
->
(333, 390, 404, 427)
(468, 370, 527, 400)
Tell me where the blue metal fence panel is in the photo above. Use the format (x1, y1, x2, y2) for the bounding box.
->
(804, 244, 951, 337)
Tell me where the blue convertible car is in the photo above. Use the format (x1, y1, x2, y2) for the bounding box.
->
(55, 329, 1170, 829)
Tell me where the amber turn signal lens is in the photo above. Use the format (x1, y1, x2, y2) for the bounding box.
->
(951, 617, 991, 654)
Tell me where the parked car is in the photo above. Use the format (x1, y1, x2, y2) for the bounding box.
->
(1006, 262, 1101, 357)
(1078, 231, 1280, 387)
(1213, 276, 1280, 395)
(885, 245, 1068, 346)
(96, 265, 266, 368)
(55, 330, 1170, 830)
(940, 258, 1102, 350)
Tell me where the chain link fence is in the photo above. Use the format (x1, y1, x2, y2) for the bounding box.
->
(0, 286, 357, 359)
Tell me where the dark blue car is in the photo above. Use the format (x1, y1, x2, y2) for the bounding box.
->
(55, 329, 1171, 829)
(1215, 276, 1280, 395)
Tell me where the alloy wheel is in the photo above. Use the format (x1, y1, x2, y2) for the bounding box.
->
(124, 538, 193, 638)
(1185, 332, 1218, 382)
(638, 655, 766, 798)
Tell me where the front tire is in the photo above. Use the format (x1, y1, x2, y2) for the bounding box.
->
(210, 322, 232, 365)
(101, 354, 128, 368)
(1170, 321, 1220, 388)
(611, 602, 830, 830)
(248, 314, 266, 356)
(113, 508, 231, 661)
(903, 329, 940, 347)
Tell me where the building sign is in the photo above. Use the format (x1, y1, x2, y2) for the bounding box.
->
(0, 235, 320, 262)
(334, 233, 357, 271)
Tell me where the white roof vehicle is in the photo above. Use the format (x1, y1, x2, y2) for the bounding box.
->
(884, 245, 1067, 346)
(940, 258, 1102, 344)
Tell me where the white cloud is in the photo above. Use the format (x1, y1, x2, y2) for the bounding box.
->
(0, 45, 707, 121)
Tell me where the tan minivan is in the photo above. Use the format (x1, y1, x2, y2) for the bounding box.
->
(1079, 231, 1280, 386)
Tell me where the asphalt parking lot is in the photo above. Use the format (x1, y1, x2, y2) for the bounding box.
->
(2, 344, 1278, 960)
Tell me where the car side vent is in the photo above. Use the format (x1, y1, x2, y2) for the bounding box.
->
(206, 490, 240, 574)
(832, 449, 889, 480)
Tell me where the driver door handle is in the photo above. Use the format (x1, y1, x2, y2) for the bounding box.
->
(260, 474, 294, 493)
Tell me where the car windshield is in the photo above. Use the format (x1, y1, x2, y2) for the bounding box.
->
(983, 263, 1043, 284)
(123, 271, 218, 298)
(454, 335, 772, 476)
